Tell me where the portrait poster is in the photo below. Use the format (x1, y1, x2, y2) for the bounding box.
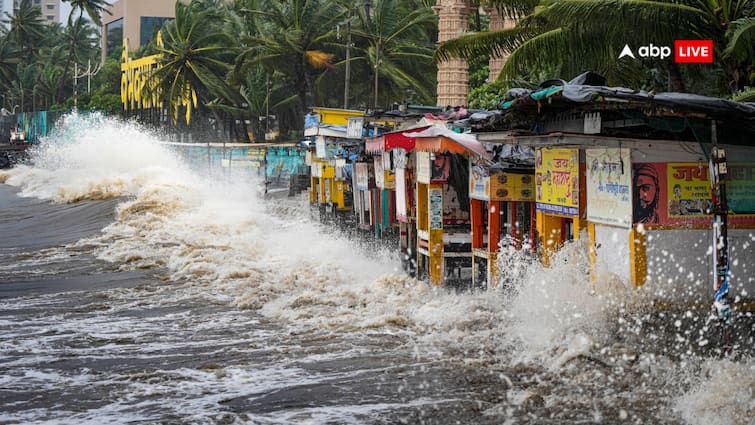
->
(536, 148, 580, 217)
(431, 154, 451, 182)
(632, 162, 665, 226)
(586, 148, 632, 227)
(429, 187, 443, 229)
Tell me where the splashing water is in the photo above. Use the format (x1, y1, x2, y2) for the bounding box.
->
(1, 113, 752, 424)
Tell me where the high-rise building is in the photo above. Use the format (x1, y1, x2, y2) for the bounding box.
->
(101, 0, 175, 63)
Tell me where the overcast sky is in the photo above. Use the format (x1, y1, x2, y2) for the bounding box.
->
(59, 2, 72, 23)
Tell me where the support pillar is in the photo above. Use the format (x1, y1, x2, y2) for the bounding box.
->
(537, 211, 563, 267)
(487, 200, 502, 286)
(428, 183, 444, 285)
(629, 227, 647, 287)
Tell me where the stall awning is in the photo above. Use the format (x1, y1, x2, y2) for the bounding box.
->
(365, 126, 430, 154)
(404, 126, 490, 159)
(365, 136, 384, 154)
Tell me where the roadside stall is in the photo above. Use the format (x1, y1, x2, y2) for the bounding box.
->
(305, 109, 363, 223)
(405, 127, 489, 286)
(469, 147, 536, 289)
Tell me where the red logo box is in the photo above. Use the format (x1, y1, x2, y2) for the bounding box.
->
(675, 40, 713, 63)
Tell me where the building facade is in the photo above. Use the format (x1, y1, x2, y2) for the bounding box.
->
(101, 0, 175, 62)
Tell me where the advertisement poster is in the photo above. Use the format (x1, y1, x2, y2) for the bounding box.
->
(429, 188, 443, 229)
(315, 135, 326, 159)
(491, 172, 535, 202)
(536, 148, 580, 217)
(469, 157, 490, 201)
(586, 148, 632, 227)
(666, 162, 711, 218)
(632, 162, 755, 228)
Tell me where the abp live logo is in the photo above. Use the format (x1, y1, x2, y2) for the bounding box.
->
(675, 40, 713, 63)
(618, 40, 713, 63)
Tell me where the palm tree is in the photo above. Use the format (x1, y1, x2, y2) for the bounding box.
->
(35, 62, 63, 110)
(236, 0, 346, 135)
(64, 0, 110, 26)
(436, 0, 755, 96)
(351, 0, 438, 108)
(0, 34, 19, 92)
(5, 0, 46, 61)
(148, 1, 237, 124)
(58, 0, 111, 104)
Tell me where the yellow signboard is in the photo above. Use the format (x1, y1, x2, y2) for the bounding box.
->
(536, 148, 579, 216)
(491, 172, 535, 202)
(121, 36, 198, 124)
(666, 162, 710, 216)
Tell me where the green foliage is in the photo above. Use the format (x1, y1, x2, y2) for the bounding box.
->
(438, 0, 755, 97)
(468, 81, 506, 109)
(1, 0, 442, 134)
(86, 93, 122, 114)
(732, 87, 755, 102)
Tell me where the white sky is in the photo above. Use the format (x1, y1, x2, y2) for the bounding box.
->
(59, 1, 72, 23)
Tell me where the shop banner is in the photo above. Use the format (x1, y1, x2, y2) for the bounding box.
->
(355, 162, 369, 191)
(491, 172, 535, 202)
(374, 156, 385, 189)
(727, 163, 755, 213)
(315, 135, 326, 159)
(667, 162, 711, 218)
(396, 168, 407, 221)
(536, 148, 580, 217)
(586, 148, 632, 227)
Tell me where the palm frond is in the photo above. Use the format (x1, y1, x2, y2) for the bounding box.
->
(537, 0, 710, 43)
(435, 27, 533, 62)
(732, 87, 755, 102)
(723, 17, 755, 60)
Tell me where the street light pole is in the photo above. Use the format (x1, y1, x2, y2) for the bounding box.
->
(73, 60, 102, 109)
(343, 13, 351, 109)
(373, 43, 380, 111)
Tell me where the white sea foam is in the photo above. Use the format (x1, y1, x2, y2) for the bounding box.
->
(673, 358, 755, 425)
